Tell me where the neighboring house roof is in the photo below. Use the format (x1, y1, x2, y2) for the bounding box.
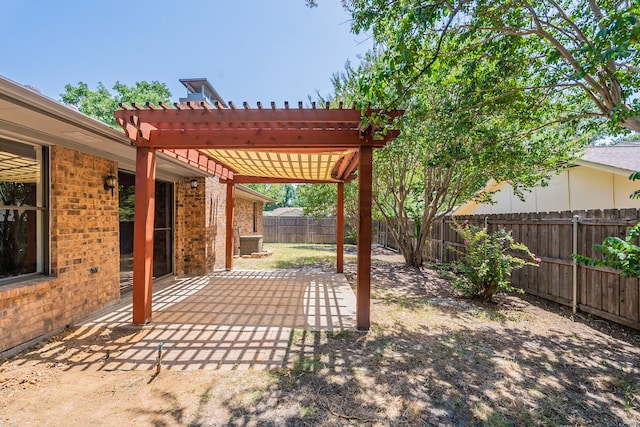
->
(264, 207, 304, 217)
(579, 143, 640, 175)
(235, 185, 276, 204)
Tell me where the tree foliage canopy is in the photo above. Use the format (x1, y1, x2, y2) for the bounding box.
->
(328, 47, 586, 266)
(245, 184, 298, 211)
(60, 81, 171, 128)
(346, 0, 639, 133)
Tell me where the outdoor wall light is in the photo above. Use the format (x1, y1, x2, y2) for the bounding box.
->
(104, 175, 118, 195)
(190, 179, 198, 189)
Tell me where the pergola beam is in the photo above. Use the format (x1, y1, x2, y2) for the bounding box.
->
(229, 176, 341, 184)
(131, 129, 396, 149)
(116, 107, 370, 124)
(159, 148, 235, 179)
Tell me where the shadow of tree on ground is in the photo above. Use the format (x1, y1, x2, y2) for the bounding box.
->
(3, 254, 639, 426)
(199, 259, 640, 426)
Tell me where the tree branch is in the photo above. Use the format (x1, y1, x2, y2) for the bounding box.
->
(521, 0, 613, 108)
(382, 0, 464, 111)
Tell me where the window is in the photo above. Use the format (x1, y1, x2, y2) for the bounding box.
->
(0, 139, 47, 281)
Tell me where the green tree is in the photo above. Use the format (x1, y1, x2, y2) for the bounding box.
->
(331, 52, 585, 266)
(60, 81, 171, 128)
(297, 181, 359, 236)
(245, 184, 298, 211)
(346, 0, 640, 133)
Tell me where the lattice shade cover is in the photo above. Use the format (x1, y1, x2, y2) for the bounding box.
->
(201, 149, 354, 182)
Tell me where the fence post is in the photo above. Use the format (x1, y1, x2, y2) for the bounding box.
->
(307, 216, 310, 243)
(572, 215, 579, 314)
(440, 217, 445, 262)
(385, 221, 388, 248)
(277, 216, 280, 243)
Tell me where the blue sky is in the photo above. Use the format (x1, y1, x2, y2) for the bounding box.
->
(0, 1, 371, 105)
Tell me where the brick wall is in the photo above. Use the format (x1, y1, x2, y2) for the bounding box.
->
(235, 198, 264, 236)
(175, 178, 205, 275)
(175, 176, 226, 275)
(0, 146, 120, 353)
(207, 178, 227, 271)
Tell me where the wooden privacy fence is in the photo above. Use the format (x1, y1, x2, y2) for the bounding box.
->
(263, 216, 397, 247)
(425, 209, 640, 330)
(263, 216, 339, 244)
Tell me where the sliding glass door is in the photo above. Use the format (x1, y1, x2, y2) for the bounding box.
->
(118, 172, 173, 292)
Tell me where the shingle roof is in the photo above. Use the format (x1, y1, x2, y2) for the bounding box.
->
(580, 143, 640, 173)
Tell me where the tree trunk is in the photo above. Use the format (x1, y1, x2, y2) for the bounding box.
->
(622, 116, 640, 133)
(403, 247, 424, 267)
(482, 280, 497, 302)
(397, 234, 426, 267)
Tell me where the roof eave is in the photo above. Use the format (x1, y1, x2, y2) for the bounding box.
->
(235, 184, 277, 204)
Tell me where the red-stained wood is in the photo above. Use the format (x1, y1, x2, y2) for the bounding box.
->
(357, 145, 373, 330)
(133, 129, 393, 149)
(332, 151, 357, 180)
(115, 105, 404, 328)
(338, 151, 361, 181)
(225, 183, 235, 270)
(114, 107, 403, 125)
(133, 147, 156, 325)
(337, 182, 345, 274)
(230, 176, 340, 184)
(159, 149, 235, 178)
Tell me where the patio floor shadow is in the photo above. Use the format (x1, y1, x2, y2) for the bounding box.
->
(68, 270, 356, 371)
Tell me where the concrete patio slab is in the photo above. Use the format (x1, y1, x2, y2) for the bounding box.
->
(73, 270, 356, 371)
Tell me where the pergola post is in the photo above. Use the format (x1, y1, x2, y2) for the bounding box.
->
(132, 147, 156, 325)
(336, 182, 344, 273)
(356, 145, 373, 330)
(225, 183, 235, 270)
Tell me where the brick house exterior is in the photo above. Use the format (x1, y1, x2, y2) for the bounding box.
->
(234, 186, 274, 238)
(0, 146, 121, 353)
(175, 177, 228, 275)
(0, 77, 271, 355)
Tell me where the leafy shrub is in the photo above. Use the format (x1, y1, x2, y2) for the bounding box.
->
(573, 222, 640, 277)
(451, 222, 540, 302)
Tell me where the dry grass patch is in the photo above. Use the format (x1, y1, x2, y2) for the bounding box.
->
(233, 243, 356, 270)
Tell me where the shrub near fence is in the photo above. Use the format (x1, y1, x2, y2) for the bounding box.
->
(425, 209, 640, 330)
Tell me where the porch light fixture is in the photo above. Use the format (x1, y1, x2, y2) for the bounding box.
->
(190, 179, 198, 189)
(104, 175, 118, 195)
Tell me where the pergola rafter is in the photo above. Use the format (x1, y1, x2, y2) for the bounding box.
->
(114, 101, 402, 330)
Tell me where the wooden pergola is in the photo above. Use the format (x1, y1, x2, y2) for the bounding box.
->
(114, 101, 401, 330)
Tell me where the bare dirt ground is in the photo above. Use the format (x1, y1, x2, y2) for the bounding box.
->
(1, 247, 639, 426)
